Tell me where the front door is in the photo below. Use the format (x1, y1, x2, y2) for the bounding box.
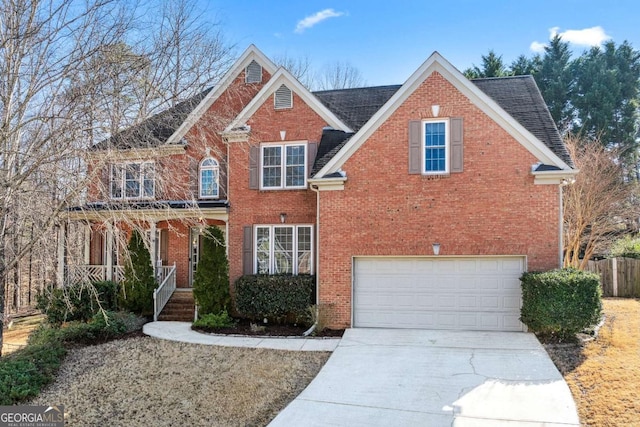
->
(189, 228, 204, 287)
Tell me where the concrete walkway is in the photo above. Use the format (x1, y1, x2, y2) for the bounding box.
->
(142, 321, 340, 352)
(269, 329, 580, 426)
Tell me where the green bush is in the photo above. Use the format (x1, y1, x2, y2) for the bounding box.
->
(57, 311, 133, 344)
(36, 281, 119, 325)
(234, 275, 315, 323)
(520, 268, 602, 341)
(609, 234, 640, 259)
(0, 327, 66, 405)
(120, 229, 156, 316)
(193, 226, 231, 315)
(193, 311, 235, 330)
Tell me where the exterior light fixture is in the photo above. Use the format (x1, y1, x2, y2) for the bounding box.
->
(280, 213, 287, 223)
(432, 243, 441, 255)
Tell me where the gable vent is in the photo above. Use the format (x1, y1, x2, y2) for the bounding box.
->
(274, 84, 293, 110)
(245, 60, 262, 83)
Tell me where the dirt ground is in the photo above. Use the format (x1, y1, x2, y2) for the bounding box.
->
(2, 314, 45, 355)
(544, 298, 640, 427)
(29, 336, 329, 426)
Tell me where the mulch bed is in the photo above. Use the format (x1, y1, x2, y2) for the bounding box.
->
(193, 318, 344, 337)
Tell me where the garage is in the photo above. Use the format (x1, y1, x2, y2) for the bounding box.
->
(353, 256, 525, 331)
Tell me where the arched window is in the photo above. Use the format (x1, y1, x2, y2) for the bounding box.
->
(199, 158, 219, 198)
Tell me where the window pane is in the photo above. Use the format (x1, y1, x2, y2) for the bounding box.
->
(200, 169, 218, 197)
(256, 227, 270, 274)
(273, 227, 293, 274)
(110, 165, 122, 198)
(285, 145, 305, 187)
(424, 122, 446, 172)
(425, 122, 446, 147)
(262, 146, 282, 187)
(142, 163, 154, 197)
(297, 226, 312, 274)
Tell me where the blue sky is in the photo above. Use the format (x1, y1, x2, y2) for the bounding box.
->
(203, 0, 640, 86)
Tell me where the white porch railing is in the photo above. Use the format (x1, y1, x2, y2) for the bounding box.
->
(153, 263, 177, 322)
(64, 265, 125, 286)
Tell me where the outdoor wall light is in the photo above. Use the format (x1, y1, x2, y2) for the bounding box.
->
(432, 243, 441, 255)
(280, 213, 287, 223)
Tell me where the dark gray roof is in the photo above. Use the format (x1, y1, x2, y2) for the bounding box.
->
(313, 85, 402, 132)
(92, 88, 212, 150)
(312, 129, 353, 175)
(472, 76, 573, 167)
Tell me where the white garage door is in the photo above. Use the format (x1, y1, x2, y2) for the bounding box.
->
(353, 257, 525, 331)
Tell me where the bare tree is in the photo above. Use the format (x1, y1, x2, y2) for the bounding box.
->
(272, 53, 314, 88)
(316, 60, 366, 90)
(563, 135, 638, 269)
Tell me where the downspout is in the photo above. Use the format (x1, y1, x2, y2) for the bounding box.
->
(303, 183, 321, 336)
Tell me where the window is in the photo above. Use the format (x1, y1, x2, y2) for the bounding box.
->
(423, 120, 449, 174)
(245, 60, 262, 83)
(274, 84, 293, 109)
(261, 143, 306, 189)
(255, 225, 313, 274)
(199, 157, 219, 198)
(110, 162, 154, 199)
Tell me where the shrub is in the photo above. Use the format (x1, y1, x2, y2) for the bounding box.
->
(193, 311, 235, 330)
(36, 281, 119, 325)
(120, 229, 156, 316)
(193, 226, 230, 315)
(609, 234, 640, 259)
(0, 326, 66, 405)
(520, 268, 602, 341)
(234, 275, 315, 323)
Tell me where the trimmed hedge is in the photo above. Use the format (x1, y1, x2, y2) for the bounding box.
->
(520, 268, 602, 340)
(234, 275, 315, 322)
(36, 281, 119, 325)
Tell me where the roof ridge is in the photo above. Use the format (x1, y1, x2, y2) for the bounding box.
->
(312, 84, 402, 94)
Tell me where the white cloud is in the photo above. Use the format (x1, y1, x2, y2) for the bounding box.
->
(295, 9, 344, 33)
(530, 25, 612, 53)
(530, 41, 547, 53)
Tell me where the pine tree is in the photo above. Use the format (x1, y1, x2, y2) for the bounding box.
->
(193, 226, 230, 316)
(534, 35, 573, 131)
(121, 230, 156, 316)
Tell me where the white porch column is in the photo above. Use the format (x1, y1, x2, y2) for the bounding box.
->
(84, 223, 91, 265)
(150, 221, 158, 277)
(225, 221, 229, 257)
(56, 223, 66, 287)
(106, 222, 114, 281)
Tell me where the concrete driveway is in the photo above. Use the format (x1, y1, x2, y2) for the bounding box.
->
(269, 329, 580, 426)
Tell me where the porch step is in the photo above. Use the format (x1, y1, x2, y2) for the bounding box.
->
(158, 290, 195, 322)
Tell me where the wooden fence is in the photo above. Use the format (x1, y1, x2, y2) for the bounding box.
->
(584, 257, 640, 297)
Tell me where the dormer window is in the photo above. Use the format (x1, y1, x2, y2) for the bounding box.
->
(245, 60, 262, 83)
(199, 157, 220, 198)
(274, 84, 293, 109)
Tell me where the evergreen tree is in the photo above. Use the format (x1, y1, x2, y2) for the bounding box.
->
(193, 226, 230, 316)
(534, 35, 573, 131)
(464, 50, 509, 79)
(121, 230, 156, 316)
(510, 54, 541, 76)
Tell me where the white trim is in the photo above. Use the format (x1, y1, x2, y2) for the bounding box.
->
(198, 157, 220, 199)
(260, 141, 308, 190)
(166, 45, 278, 146)
(532, 168, 579, 185)
(315, 52, 572, 178)
(422, 119, 450, 175)
(224, 68, 353, 133)
(308, 176, 346, 191)
(87, 144, 185, 159)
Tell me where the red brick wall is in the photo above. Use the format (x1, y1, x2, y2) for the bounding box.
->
(317, 72, 561, 328)
(226, 92, 326, 284)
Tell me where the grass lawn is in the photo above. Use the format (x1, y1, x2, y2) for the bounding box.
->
(545, 298, 640, 426)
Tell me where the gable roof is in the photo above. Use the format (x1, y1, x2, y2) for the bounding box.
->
(93, 88, 211, 150)
(315, 51, 574, 178)
(313, 85, 401, 132)
(471, 76, 573, 167)
(223, 67, 353, 133)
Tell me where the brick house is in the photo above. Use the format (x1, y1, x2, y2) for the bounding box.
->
(63, 45, 576, 331)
